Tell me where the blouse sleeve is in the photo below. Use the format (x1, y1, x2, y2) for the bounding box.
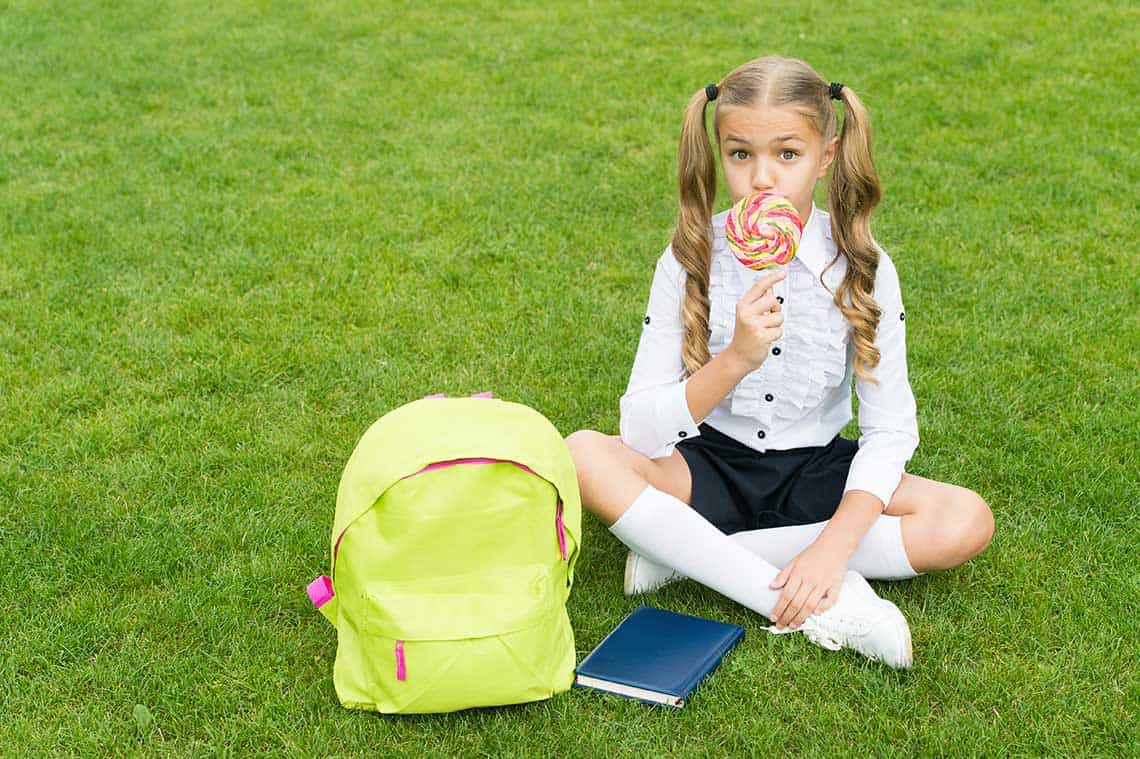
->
(618, 249, 701, 459)
(844, 251, 920, 509)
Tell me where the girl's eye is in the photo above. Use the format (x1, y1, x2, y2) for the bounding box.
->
(731, 150, 749, 160)
(780, 149, 798, 160)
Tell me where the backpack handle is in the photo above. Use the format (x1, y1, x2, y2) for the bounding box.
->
(424, 392, 494, 399)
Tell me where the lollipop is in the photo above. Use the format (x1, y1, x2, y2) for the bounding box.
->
(725, 192, 803, 270)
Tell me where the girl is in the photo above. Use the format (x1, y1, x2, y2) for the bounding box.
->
(566, 56, 994, 668)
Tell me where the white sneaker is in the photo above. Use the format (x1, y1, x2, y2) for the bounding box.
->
(768, 571, 913, 669)
(623, 550, 684, 596)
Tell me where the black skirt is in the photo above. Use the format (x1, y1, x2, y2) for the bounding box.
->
(676, 423, 858, 534)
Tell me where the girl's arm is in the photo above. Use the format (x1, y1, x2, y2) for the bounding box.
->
(619, 251, 696, 458)
(620, 250, 784, 458)
(769, 252, 918, 629)
(797, 254, 916, 574)
(684, 271, 785, 422)
(844, 251, 919, 511)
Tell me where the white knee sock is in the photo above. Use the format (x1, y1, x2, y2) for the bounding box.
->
(608, 485, 782, 618)
(731, 515, 918, 581)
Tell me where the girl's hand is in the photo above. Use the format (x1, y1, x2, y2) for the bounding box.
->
(726, 271, 787, 372)
(768, 538, 849, 630)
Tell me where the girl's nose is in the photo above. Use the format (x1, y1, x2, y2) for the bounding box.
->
(752, 161, 775, 192)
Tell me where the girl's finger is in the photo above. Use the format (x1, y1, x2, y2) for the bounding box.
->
(815, 579, 842, 613)
(790, 586, 826, 629)
(740, 271, 787, 305)
(761, 311, 784, 327)
(740, 292, 777, 318)
(777, 580, 814, 628)
(824, 579, 844, 610)
(781, 583, 815, 628)
(770, 577, 800, 623)
(770, 564, 791, 590)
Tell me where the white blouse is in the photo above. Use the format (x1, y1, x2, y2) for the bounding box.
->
(619, 205, 919, 510)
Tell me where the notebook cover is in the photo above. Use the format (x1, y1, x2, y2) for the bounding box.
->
(574, 606, 745, 704)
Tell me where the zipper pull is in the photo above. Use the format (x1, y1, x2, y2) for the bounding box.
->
(556, 499, 567, 561)
(395, 640, 407, 681)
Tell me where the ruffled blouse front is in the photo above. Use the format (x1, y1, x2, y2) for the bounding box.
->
(619, 205, 919, 510)
(707, 209, 850, 427)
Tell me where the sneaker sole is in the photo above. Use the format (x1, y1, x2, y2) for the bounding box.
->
(622, 551, 639, 596)
(623, 551, 681, 596)
(844, 572, 913, 669)
(878, 598, 913, 669)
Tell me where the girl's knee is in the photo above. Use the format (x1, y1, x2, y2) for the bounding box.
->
(565, 429, 614, 472)
(564, 430, 651, 524)
(963, 490, 995, 557)
(942, 488, 994, 565)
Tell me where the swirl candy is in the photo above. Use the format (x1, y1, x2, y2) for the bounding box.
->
(725, 192, 804, 270)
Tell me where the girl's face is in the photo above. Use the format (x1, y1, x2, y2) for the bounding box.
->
(716, 102, 837, 222)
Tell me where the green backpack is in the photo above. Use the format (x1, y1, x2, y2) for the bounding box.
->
(307, 393, 582, 714)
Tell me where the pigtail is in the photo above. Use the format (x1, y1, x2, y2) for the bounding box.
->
(827, 85, 883, 381)
(672, 87, 719, 376)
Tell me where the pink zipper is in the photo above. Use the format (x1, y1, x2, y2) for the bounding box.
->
(395, 640, 406, 681)
(332, 458, 569, 570)
(556, 499, 567, 561)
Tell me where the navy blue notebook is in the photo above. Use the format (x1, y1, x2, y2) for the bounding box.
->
(574, 606, 745, 708)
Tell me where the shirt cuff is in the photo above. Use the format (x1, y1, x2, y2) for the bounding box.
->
(843, 456, 904, 512)
(654, 379, 700, 456)
(621, 379, 701, 460)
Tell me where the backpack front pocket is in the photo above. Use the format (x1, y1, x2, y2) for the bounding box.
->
(362, 563, 560, 641)
(332, 578, 574, 714)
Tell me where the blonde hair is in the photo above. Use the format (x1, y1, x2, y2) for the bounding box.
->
(671, 56, 883, 381)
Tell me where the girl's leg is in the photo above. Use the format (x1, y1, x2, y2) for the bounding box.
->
(730, 475, 991, 571)
(627, 516, 916, 596)
(884, 474, 994, 573)
(564, 430, 783, 616)
(564, 430, 693, 527)
(625, 476, 992, 594)
(721, 476, 992, 576)
(732, 516, 917, 580)
(566, 430, 913, 667)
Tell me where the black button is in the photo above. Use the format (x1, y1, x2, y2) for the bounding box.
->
(678, 431, 687, 438)
(757, 430, 766, 439)
(772, 347, 781, 356)
(765, 393, 774, 402)
(900, 312, 905, 321)
(776, 296, 784, 304)
(645, 316, 651, 324)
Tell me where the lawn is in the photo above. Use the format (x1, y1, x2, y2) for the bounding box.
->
(1, 0, 1137, 755)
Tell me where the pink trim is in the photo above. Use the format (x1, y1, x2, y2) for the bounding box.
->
(332, 458, 564, 568)
(395, 640, 407, 681)
(556, 500, 568, 560)
(306, 576, 334, 608)
(424, 393, 445, 399)
(470, 391, 493, 398)
(413, 457, 540, 477)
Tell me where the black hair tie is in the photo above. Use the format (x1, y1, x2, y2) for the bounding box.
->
(828, 82, 844, 100)
(705, 83, 719, 101)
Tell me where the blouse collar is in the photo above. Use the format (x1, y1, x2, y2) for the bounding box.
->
(794, 205, 835, 279)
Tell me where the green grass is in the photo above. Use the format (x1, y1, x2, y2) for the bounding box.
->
(2, 0, 1137, 755)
